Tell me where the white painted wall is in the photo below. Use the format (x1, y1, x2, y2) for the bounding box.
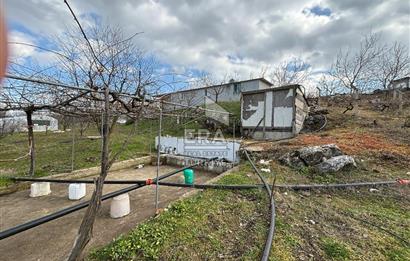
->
(164, 79, 271, 108)
(156, 136, 241, 163)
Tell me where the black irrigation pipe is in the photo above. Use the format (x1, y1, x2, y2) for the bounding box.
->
(158, 182, 263, 190)
(277, 180, 401, 190)
(9, 177, 146, 185)
(244, 150, 276, 261)
(8, 178, 403, 190)
(160, 180, 405, 190)
(0, 158, 217, 241)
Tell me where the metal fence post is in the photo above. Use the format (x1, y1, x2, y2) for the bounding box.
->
(155, 103, 162, 211)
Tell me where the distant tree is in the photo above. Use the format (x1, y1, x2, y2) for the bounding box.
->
(269, 58, 311, 86)
(373, 42, 410, 89)
(208, 83, 226, 103)
(330, 32, 382, 95)
(330, 32, 383, 113)
(317, 75, 342, 96)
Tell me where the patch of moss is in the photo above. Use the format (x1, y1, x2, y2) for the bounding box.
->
(321, 238, 350, 260)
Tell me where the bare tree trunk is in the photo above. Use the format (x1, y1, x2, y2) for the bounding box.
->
(67, 86, 110, 261)
(352, 88, 359, 116)
(26, 110, 35, 176)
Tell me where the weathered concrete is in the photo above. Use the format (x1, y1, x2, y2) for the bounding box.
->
(159, 154, 234, 173)
(0, 156, 152, 196)
(0, 165, 218, 261)
(110, 193, 130, 218)
(29, 182, 51, 197)
(68, 183, 86, 200)
(52, 156, 152, 179)
(156, 136, 240, 163)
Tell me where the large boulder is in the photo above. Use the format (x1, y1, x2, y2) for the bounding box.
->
(279, 151, 305, 168)
(298, 146, 327, 166)
(316, 155, 356, 173)
(321, 144, 343, 158)
(279, 144, 343, 168)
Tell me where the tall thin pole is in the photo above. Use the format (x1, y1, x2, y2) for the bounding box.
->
(71, 118, 75, 172)
(155, 103, 163, 212)
(232, 116, 235, 165)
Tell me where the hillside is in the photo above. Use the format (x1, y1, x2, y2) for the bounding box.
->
(89, 99, 410, 260)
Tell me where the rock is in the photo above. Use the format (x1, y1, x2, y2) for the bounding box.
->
(299, 146, 326, 166)
(316, 155, 356, 173)
(279, 144, 343, 168)
(321, 144, 343, 158)
(301, 114, 326, 132)
(279, 151, 305, 168)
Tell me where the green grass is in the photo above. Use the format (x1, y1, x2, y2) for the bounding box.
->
(216, 101, 241, 117)
(88, 160, 410, 260)
(321, 238, 350, 260)
(0, 116, 200, 179)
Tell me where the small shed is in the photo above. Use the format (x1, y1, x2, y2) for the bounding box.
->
(240, 84, 309, 140)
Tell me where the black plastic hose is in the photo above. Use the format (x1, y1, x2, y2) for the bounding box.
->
(244, 150, 275, 261)
(0, 159, 216, 240)
(9, 178, 400, 190)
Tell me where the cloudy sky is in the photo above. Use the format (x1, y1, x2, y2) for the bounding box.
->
(3, 0, 410, 90)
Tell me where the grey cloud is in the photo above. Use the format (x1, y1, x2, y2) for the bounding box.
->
(4, 0, 409, 81)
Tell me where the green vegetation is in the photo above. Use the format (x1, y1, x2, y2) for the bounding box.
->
(89, 159, 409, 260)
(216, 101, 241, 117)
(321, 238, 350, 260)
(89, 103, 410, 260)
(0, 116, 200, 179)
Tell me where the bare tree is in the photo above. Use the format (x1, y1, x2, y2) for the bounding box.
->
(269, 58, 311, 86)
(330, 33, 383, 113)
(330, 32, 382, 95)
(317, 75, 343, 96)
(0, 65, 89, 176)
(54, 3, 161, 258)
(208, 83, 226, 103)
(373, 42, 410, 89)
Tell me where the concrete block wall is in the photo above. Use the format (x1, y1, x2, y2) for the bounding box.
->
(158, 154, 233, 173)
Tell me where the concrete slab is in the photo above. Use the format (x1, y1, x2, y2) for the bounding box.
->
(0, 165, 218, 261)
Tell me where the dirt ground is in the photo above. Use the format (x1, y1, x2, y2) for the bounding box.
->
(0, 165, 218, 261)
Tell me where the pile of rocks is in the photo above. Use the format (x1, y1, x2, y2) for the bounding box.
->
(301, 108, 328, 132)
(279, 144, 356, 173)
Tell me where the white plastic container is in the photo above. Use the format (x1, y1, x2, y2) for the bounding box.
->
(68, 183, 86, 200)
(110, 193, 130, 218)
(30, 182, 51, 197)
